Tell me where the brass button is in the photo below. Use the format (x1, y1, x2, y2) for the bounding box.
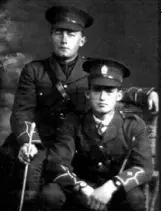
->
(99, 145, 103, 149)
(98, 162, 103, 166)
(64, 84, 68, 89)
(39, 92, 43, 96)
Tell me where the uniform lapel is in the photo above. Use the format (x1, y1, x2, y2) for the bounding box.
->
(102, 111, 123, 142)
(66, 56, 89, 84)
(83, 110, 101, 144)
(49, 55, 66, 82)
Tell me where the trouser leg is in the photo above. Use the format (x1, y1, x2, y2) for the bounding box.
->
(24, 149, 47, 198)
(108, 186, 146, 211)
(20, 148, 47, 210)
(40, 182, 93, 211)
(40, 183, 66, 210)
(125, 187, 146, 211)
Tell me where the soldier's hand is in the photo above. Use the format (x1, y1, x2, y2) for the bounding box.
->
(147, 91, 159, 114)
(18, 143, 38, 164)
(88, 180, 117, 211)
(81, 184, 94, 197)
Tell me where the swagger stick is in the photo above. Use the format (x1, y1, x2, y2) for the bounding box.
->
(19, 122, 36, 211)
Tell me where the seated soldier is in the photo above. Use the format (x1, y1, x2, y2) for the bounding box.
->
(40, 58, 153, 211)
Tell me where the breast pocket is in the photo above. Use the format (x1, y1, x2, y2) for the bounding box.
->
(36, 87, 52, 105)
(36, 83, 62, 107)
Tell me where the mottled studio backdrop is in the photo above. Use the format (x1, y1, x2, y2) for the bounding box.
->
(0, 0, 159, 144)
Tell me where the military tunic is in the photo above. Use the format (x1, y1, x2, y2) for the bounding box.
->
(47, 110, 153, 193)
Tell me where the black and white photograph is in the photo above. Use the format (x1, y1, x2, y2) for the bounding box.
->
(0, 0, 160, 210)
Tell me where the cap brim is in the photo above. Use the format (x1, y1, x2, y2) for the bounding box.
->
(90, 77, 121, 87)
(45, 6, 94, 29)
(52, 22, 83, 31)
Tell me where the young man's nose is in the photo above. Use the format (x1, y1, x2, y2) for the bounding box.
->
(99, 90, 108, 99)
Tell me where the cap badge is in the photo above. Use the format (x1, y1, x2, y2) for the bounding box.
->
(65, 17, 77, 24)
(101, 65, 108, 76)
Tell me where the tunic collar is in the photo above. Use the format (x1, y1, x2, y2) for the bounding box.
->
(83, 110, 123, 142)
(93, 112, 114, 127)
(49, 54, 88, 84)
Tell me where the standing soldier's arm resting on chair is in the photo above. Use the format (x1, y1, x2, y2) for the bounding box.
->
(123, 87, 159, 114)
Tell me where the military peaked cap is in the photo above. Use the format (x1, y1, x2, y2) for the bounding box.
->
(83, 58, 131, 87)
(45, 5, 94, 31)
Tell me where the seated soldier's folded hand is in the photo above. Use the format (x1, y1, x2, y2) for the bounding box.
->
(88, 180, 117, 211)
(18, 143, 38, 164)
(80, 183, 94, 197)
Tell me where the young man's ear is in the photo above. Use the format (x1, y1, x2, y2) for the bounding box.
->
(80, 36, 86, 47)
(85, 89, 90, 99)
(116, 90, 123, 102)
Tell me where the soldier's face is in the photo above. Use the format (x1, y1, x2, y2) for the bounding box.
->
(87, 85, 122, 115)
(51, 28, 86, 61)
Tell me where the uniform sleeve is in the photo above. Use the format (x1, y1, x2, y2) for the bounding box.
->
(46, 113, 86, 189)
(123, 87, 155, 107)
(10, 63, 41, 146)
(115, 116, 153, 192)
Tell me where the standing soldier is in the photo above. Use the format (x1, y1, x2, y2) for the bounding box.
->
(40, 58, 153, 211)
(0, 4, 158, 210)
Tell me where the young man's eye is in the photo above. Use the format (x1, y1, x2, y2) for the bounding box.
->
(91, 86, 116, 94)
(52, 30, 61, 35)
(68, 32, 75, 36)
(105, 88, 113, 93)
(92, 87, 102, 92)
